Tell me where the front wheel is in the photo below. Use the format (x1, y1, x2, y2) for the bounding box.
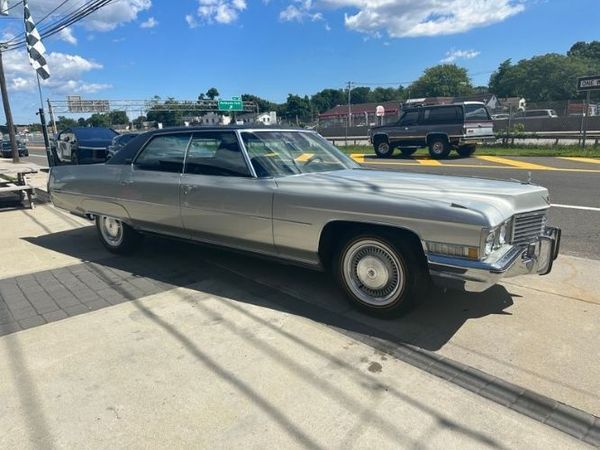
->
(373, 138, 394, 158)
(457, 145, 476, 157)
(96, 215, 142, 254)
(335, 234, 426, 317)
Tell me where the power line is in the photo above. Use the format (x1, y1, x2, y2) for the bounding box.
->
(4, 0, 118, 51)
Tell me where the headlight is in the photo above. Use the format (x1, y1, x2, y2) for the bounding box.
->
(484, 230, 496, 256)
(498, 223, 508, 245)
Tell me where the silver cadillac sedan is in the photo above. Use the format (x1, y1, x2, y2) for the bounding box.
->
(49, 126, 561, 316)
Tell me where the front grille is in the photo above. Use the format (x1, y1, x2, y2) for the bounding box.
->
(511, 209, 547, 246)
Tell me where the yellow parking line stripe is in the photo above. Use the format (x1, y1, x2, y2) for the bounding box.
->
(415, 157, 443, 166)
(351, 154, 365, 163)
(475, 155, 553, 170)
(359, 160, 600, 173)
(559, 157, 600, 165)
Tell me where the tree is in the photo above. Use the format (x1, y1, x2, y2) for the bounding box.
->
(206, 87, 219, 100)
(310, 88, 346, 113)
(53, 116, 77, 129)
(146, 97, 184, 127)
(567, 41, 600, 60)
(241, 94, 278, 112)
(409, 64, 473, 97)
(77, 117, 86, 126)
(86, 113, 111, 127)
(349, 86, 371, 104)
(280, 94, 313, 125)
(109, 110, 129, 125)
(489, 54, 597, 101)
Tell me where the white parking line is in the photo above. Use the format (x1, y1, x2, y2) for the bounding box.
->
(551, 204, 600, 212)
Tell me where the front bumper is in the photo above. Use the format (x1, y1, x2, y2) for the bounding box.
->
(428, 226, 561, 292)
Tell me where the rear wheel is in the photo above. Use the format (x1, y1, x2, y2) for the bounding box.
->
(400, 148, 417, 157)
(428, 138, 450, 159)
(457, 145, 476, 157)
(335, 234, 427, 317)
(96, 215, 142, 254)
(373, 137, 394, 158)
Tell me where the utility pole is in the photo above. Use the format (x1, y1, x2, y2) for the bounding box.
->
(0, 46, 20, 163)
(345, 81, 352, 147)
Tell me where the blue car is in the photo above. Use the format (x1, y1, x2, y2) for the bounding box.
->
(55, 127, 118, 164)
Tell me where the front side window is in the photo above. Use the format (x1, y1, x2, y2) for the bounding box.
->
(241, 131, 357, 178)
(134, 133, 191, 173)
(400, 111, 419, 126)
(184, 131, 250, 177)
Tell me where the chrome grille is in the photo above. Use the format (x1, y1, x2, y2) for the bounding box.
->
(511, 209, 546, 246)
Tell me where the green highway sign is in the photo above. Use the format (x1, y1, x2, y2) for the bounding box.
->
(218, 97, 243, 111)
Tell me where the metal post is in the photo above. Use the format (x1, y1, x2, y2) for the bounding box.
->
(345, 81, 352, 147)
(582, 90, 590, 148)
(0, 47, 19, 163)
(47, 98, 58, 134)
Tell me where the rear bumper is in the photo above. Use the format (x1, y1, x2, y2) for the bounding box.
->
(458, 136, 495, 145)
(428, 226, 561, 293)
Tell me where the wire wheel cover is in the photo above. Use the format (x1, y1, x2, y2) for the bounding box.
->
(100, 216, 123, 247)
(343, 240, 405, 306)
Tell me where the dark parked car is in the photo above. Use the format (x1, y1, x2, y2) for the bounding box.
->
(369, 102, 495, 159)
(107, 133, 140, 160)
(55, 127, 118, 164)
(1, 139, 29, 158)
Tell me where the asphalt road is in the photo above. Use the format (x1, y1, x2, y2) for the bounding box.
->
(21, 146, 600, 260)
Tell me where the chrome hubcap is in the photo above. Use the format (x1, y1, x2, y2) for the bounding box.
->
(432, 142, 444, 154)
(343, 240, 405, 306)
(378, 143, 389, 153)
(100, 216, 123, 247)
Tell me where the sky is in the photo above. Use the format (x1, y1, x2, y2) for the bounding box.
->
(1, 0, 599, 123)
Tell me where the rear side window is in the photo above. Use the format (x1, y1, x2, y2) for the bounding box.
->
(421, 106, 461, 125)
(134, 133, 191, 173)
(184, 131, 251, 177)
(464, 104, 491, 121)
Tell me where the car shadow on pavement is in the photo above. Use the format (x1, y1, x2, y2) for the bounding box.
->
(18, 227, 514, 352)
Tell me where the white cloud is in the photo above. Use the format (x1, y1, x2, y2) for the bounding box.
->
(185, 14, 199, 28)
(279, 3, 323, 22)
(187, 0, 247, 26)
(285, 0, 525, 38)
(81, 0, 152, 31)
(58, 28, 77, 45)
(4, 51, 110, 95)
(16, 0, 152, 33)
(441, 48, 480, 63)
(140, 17, 158, 28)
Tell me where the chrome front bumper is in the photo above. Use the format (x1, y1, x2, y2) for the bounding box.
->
(428, 226, 561, 293)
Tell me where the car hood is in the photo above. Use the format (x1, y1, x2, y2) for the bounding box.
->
(274, 169, 550, 226)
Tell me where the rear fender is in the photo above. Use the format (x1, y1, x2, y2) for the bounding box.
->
(81, 199, 132, 225)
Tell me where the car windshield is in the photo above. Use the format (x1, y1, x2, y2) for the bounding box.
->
(241, 131, 358, 177)
(74, 127, 118, 140)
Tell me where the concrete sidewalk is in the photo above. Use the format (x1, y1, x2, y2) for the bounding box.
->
(0, 205, 598, 448)
(0, 278, 586, 449)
